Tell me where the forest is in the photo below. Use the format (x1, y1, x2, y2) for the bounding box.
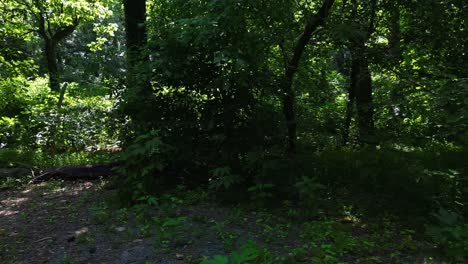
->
(0, 0, 467, 263)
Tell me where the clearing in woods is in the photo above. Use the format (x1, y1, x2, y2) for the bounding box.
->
(0, 179, 440, 264)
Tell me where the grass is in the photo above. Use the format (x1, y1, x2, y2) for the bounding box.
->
(32, 151, 112, 168)
(0, 148, 112, 168)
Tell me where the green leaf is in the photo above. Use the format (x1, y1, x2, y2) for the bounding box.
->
(200, 255, 228, 264)
(230, 241, 260, 264)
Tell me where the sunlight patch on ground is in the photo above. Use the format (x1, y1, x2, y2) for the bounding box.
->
(1, 197, 29, 207)
(39, 181, 96, 197)
(21, 189, 33, 194)
(0, 197, 29, 216)
(0, 210, 19, 216)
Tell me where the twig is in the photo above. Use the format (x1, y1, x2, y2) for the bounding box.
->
(34, 237, 53, 243)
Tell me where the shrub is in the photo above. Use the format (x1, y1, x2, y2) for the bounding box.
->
(426, 208, 468, 261)
(115, 130, 174, 204)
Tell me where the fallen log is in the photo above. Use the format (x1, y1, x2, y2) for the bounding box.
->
(0, 167, 32, 179)
(32, 163, 118, 183)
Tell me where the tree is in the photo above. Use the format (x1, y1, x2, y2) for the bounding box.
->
(281, 0, 335, 154)
(0, 0, 111, 93)
(341, 0, 378, 145)
(396, 0, 468, 144)
(122, 0, 152, 128)
(143, 0, 276, 167)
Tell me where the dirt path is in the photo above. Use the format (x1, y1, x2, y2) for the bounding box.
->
(0, 181, 116, 263)
(1, 180, 442, 264)
(0, 180, 291, 264)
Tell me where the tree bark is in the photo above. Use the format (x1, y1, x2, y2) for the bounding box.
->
(221, 93, 239, 168)
(123, 0, 151, 124)
(45, 39, 60, 92)
(41, 26, 76, 153)
(32, 163, 117, 183)
(57, 82, 68, 110)
(282, 0, 335, 155)
(351, 46, 375, 144)
(342, 78, 355, 145)
(344, 46, 375, 145)
(342, 0, 378, 145)
(124, 0, 148, 65)
(387, 1, 402, 63)
(37, 0, 76, 93)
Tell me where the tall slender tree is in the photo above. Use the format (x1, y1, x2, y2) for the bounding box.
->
(123, 0, 152, 126)
(342, 0, 378, 145)
(282, 0, 335, 154)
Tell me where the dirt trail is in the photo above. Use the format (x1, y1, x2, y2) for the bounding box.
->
(0, 181, 290, 264)
(0, 181, 129, 263)
(0, 180, 442, 264)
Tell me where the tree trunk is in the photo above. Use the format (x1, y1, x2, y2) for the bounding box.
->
(342, 80, 355, 145)
(350, 46, 376, 144)
(282, 0, 335, 155)
(342, 0, 378, 146)
(32, 163, 118, 183)
(124, 0, 148, 66)
(43, 38, 60, 154)
(123, 0, 151, 124)
(221, 93, 239, 168)
(45, 39, 60, 92)
(388, 1, 402, 63)
(282, 82, 297, 155)
(57, 82, 68, 110)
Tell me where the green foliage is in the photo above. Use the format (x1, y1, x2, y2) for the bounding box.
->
(0, 175, 31, 190)
(0, 77, 31, 147)
(137, 195, 158, 207)
(426, 208, 468, 261)
(153, 215, 190, 250)
(139, 0, 296, 166)
(307, 146, 465, 215)
(244, 148, 301, 197)
(90, 201, 110, 224)
(0, 2, 467, 263)
(0, 148, 108, 169)
(32, 151, 110, 168)
(200, 241, 261, 264)
(0, 0, 112, 37)
(115, 130, 174, 203)
(209, 167, 241, 191)
(294, 176, 326, 212)
(247, 183, 275, 206)
(200, 255, 228, 264)
(0, 149, 33, 167)
(0, 75, 118, 152)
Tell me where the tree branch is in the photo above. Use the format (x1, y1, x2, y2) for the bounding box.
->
(286, 0, 335, 76)
(366, 0, 379, 39)
(52, 25, 77, 42)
